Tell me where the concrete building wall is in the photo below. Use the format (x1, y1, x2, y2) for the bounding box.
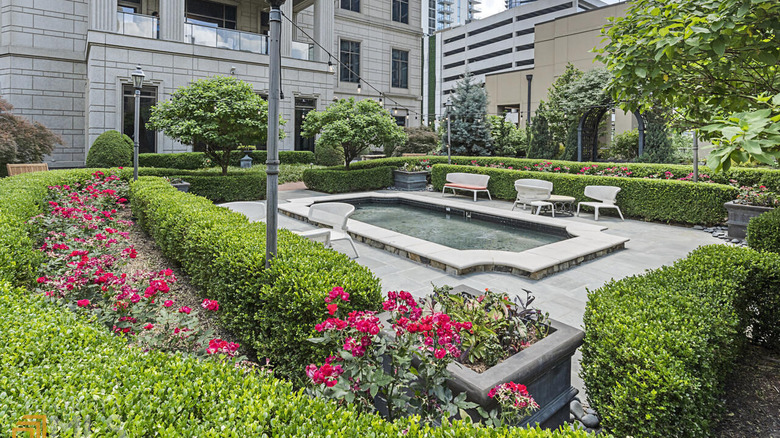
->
(1, 0, 423, 167)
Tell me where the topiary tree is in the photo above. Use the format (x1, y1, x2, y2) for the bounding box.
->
(148, 76, 280, 176)
(302, 98, 406, 170)
(637, 111, 675, 163)
(0, 98, 61, 175)
(526, 102, 556, 159)
(85, 130, 133, 168)
(487, 115, 527, 157)
(448, 74, 493, 156)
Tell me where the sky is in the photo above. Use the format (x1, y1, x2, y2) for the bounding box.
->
(476, 0, 621, 20)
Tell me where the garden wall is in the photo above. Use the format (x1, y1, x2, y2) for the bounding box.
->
(582, 245, 780, 437)
(303, 166, 394, 193)
(431, 165, 736, 225)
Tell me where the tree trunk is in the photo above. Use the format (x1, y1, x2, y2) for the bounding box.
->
(222, 164, 228, 176)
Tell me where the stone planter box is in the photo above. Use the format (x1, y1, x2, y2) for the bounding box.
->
(378, 284, 583, 429)
(171, 182, 191, 193)
(725, 201, 773, 239)
(393, 170, 429, 191)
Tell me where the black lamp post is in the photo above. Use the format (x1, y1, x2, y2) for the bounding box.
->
(445, 98, 452, 165)
(265, 0, 285, 268)
(131, 65, 145, 181)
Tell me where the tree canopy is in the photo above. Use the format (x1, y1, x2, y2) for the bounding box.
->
(302, 98, 405, 169)
(148, 76, 276, 175)
(597, 0, 780, 127)
(0, 98, 60, 174)
(487, 115, 526, 157)
(447, 74, 493, 156)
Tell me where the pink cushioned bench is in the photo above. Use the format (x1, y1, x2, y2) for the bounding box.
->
(442, 172, 492, 202)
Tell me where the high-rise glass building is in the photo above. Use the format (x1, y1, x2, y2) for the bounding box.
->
(421, 0, 482, 34)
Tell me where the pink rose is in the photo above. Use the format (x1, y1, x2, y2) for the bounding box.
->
(77, 299, 90, 308)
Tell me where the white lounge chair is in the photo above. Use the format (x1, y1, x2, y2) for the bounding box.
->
(576, 185, 624, 221)
(219, 201, 267, 222)
(297, 202, 360, 258)
(442, 173, 492, 202)
(512, 179, 554, 215)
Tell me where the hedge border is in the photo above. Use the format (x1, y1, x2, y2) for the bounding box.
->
(303, 166, 394, 193)
(138, 150, 315, 169)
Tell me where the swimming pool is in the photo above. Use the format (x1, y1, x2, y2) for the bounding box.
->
(349, 200, 567, 252)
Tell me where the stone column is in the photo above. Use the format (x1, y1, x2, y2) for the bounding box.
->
(160, 0, 185, 42)
(313, 0, 334, 62)
(90, 0, 118, 32)
(280, 0, 293, 57)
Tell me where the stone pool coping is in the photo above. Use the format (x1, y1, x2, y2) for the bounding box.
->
(279, 192, 629, 279)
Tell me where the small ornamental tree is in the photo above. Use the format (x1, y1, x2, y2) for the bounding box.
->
(526, 102, 555, 159)
(0, 98, 61, 174)
(448, 74, 493, 156)
(543, 63, 584, 150)
(302, 98, 406, 170)
(148, 76, 280, 176)
(487, 115, 527, 157)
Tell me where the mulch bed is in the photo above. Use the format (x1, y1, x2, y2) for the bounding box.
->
(714, 344, 780, 437)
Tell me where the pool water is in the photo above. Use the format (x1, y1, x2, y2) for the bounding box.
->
(349, 202, 566, 252)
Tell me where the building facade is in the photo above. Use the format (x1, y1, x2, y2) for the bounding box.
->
(0, 0, 423, 168)
(422, 0, 604, 124)
(421, 0, 481, 35)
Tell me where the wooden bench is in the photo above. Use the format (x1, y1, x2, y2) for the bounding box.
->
(401, 153, 427, 157)
(360, 154, 386, 161)
(6, 163, 49, 177)
(442, 172, 492, 202)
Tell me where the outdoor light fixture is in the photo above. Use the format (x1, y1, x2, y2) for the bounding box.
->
(393, 108, 398, 115)
(131, 65, 145, 182)
(357, 80, 362, 93)
(445, 98, 452, 165)
(230, 66, 236, 75)
(328, 60, 334, 73)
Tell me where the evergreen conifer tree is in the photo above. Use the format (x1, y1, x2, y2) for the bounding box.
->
(448, 74, 493, 156)
(527, 102, 556, 159)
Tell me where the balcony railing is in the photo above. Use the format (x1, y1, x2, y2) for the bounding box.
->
(291, 41, 314, 61)
(117, 11, 158, 39)
(184, 21, 269, 55)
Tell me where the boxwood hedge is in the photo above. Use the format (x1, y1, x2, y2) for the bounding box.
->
(0, 282, 592, 437)
(303, 166, 394, 193)
(122, 167, 267, 202)
(130, 178, 382, 381)
(431, 164, 736, 225)
(342, 156, 780, 191)
(747, 207, 780, 253)
(582, 245, 780, 437)
(138, 150, 315, 169)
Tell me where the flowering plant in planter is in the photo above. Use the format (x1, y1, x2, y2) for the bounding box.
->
(306, 288, 477, 422)
(399, 159, 432, 172)
(733, 183, 779, 207)
(429, 286, 550, 371)
(29, 171, 239, 360)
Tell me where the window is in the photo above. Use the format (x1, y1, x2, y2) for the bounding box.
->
(341, 0, 360, 13)
(118, 0, 140, 13)
(122, 84, 157, 154)
(186, 0, 237, 29)
(295, 98, 317, 152)
(392, 0, 408, 24)
(340, 40, 360, 83)
(391, 49, 408, 89)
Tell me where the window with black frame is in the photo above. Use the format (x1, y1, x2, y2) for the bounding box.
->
(340, 40, 360, 83)
(186, 0, 237, 28)
(341, 0, 360, 13)
(392, 0, 408, 24)
(122, 84, 157, 154)
(392, 49, 409, 88)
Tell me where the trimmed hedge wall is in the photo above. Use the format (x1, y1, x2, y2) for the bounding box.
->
(0, 283, 592, 437)
(431, 164, 736, 225)
(582, 245, 780, 437)
(138, 150, 316, 169)
(747, 208, 780, 253)
(303, 166, 394, 193)
(130, 178, 382, 381)
(345, 156, 780, 191)
(124, 168, 267, 202)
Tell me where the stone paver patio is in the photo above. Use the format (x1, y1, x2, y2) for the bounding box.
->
(272, 188, 727, 399)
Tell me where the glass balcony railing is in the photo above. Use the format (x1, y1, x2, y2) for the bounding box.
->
(117, 11, 158, 39)
(184, 21, 269, 55)
(291, 41, 314, 61)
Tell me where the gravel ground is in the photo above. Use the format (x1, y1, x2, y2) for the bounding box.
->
(122, 210, 256, 361)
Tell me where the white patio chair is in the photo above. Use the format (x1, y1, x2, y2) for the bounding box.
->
(576, 185, 624, 221)
(513, 179, 554, 216)
(297, 202, 360, 258)
(219, 201, 266, 222)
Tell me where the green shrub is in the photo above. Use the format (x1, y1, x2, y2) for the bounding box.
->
(607, 130, 639, 160)
(85, 130, 133, 168)
(747, 207, 780, 252)
(581, 245, 780, 437)
(0, 282, 592, 436)
(137, 150, 316, 169)
(129, 178, 382, 382)
(303, 166, 394, 193)
(430, 164, 735, 225)
(314, 142, 344, 166)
